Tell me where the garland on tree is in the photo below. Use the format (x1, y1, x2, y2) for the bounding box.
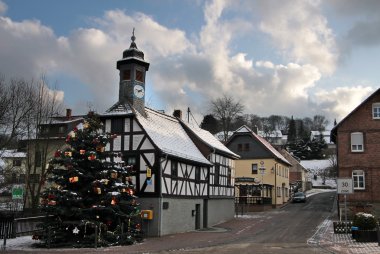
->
(33, 113, 142, 248)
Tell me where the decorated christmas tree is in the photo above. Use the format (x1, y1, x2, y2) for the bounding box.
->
(34, 113, 142, 248)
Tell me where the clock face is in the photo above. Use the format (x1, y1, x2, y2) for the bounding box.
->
(134, 85, 145, 98)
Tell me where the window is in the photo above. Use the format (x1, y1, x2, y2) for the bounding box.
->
(195, 166, 201, 182)
(214, 165, 220, 185)
(19, 174, 25, 183)
(123, 70, 131, 81)
(237, 144, 242, 152)
(244, 143, 250, 151)
(13, 159, 22, 167)
(227, 168, 232, 186)
(353, 170, 365, 190)
(171, 161, 178, 177)
(58, 126, 66, 134)
(111, 118, 124, 134)
(252, 164, 258, 174)
(277, 187, 281, 197)
(351, 132, 364, 152)
(35, 151, 41, 167)
(136, 70, 144, 82)
(372, 103, 380, 119)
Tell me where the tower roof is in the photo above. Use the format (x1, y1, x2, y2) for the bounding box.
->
(117, 28, 150, 70)
(122, 28, 145, 60)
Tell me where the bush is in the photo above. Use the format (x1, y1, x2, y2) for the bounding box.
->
(353, 212, 378, 230)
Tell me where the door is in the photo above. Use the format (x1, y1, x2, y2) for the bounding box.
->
(203, 199, 208, 228)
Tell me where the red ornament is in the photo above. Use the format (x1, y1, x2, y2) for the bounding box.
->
(48, 194, 55, 199)
(48, 200, 56, 206)
(88, 154, 96, 161)
(111, 197, 117, 205)
(54, 151, 61, 158)
(80, 149, 86, 155)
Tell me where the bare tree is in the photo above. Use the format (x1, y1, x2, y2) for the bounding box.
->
(24, 76, 63, 209)
(0, 75, 63, 210)
(211, 95, 244, 142)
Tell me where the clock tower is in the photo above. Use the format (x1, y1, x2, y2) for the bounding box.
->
(117, 29, 150, 115)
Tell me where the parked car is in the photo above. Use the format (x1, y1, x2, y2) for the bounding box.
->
(292, 192, 306, 203)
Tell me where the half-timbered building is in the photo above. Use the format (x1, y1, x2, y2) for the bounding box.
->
(100, 32, 238, 236)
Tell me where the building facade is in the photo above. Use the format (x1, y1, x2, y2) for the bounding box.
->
(331, 88, 380, 217)
(226, 125, 291, 210)
(100, 32, 239, 236)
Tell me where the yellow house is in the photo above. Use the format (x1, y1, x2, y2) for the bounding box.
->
(226, 125, 291, 209)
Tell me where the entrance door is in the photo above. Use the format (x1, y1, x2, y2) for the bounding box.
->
(195, 204, 201, 230)
(203, 199, 208, 228)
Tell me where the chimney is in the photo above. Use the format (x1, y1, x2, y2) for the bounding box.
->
(66, 108, 72, 118)
(253, 125, 258, 134)
(173, 109, 182, 119)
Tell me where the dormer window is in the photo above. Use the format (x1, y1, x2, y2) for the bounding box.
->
(136, 70, 144, 82)
(372, 103, 380, 119)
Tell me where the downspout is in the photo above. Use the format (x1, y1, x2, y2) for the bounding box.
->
(274, 163, 278, 208)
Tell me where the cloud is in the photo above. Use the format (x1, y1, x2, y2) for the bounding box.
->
(248, 0, 338, 76)
(0, 1, 7, 15)
(314, 86, 374, 121)
(0, 0, 375, 127)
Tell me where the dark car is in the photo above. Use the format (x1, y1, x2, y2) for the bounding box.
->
(292, 192, 306, 203)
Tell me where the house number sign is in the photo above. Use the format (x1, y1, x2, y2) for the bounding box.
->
(337, 178, 354, 194)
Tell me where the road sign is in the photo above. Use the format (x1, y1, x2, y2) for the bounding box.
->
(12, 185, 24, 200)
(337, 178, 354, 194)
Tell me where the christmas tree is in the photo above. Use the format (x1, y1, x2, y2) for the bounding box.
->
(34, 113, 142, 248)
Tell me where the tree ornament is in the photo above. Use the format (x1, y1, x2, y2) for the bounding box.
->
(83, 122, 90, 129)
(48, 200, 56, 206)
(88, 154, 96, 160)
(48, 194, 56, 199)
(80, 149, 86, 155)
(96, 145, 105, 153)
(54, 151, 61, 158)
(64, 151, 72, 157)
(94, 187, 102, 194)
(111, 197, 117, 205)
(69, 176, 79, 183)
(73, 227, 80, 234)
(128, 188, 134, 196)
(110, 171, 118, 179)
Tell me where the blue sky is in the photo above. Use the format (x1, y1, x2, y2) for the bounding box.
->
(0, 0, 379, 126)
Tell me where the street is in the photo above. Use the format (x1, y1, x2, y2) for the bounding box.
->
(4, 191, 337, 254)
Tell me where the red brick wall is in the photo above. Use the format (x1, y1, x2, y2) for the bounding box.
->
(336, 91, 380, 208)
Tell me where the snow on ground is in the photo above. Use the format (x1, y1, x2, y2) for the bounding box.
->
(1, 235, 35, 250)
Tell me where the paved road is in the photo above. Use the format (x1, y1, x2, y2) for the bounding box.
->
(4, 191, 337, 254)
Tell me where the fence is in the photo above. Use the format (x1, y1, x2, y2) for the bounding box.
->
(333, 221, 353, 234)
(0, 214, 44, 239)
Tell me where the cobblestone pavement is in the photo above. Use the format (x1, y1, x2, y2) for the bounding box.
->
(313, 219, 380, 254)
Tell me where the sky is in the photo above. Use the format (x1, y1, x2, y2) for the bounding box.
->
(0, 0, 379, 128)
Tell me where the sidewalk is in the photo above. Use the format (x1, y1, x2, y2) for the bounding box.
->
(315, 219, 380, 254)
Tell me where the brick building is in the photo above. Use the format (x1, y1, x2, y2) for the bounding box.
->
(331, 88, 380, 217)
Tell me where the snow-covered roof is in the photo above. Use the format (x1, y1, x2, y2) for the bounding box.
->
(40, 116, 84, 125)
(180, 121, 239, 159)
(300, 159, 331, 170)
(136, 108, 212, 165)
(104, 101, 134, 116)
(0, 150, 26, 158)
(232, 125, 291, 166)
(258, 130, 283, 138)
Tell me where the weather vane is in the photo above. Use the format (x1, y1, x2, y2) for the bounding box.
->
(132, 27, 136, 42)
